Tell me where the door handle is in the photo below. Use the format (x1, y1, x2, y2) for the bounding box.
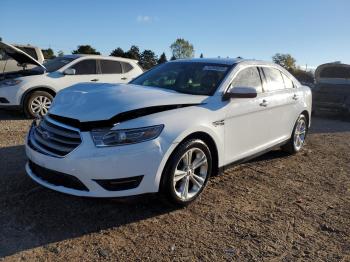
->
(292, 94, 299, 100)
(121, 77, 128, 80)
(260, 99, 268, 107)
(91, 79, 99, 82)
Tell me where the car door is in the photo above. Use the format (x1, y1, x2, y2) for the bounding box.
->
(98, 59, 129, 83)
(260, 66, 297, 143)
(62, 59, 100, 88)
(224, 66, 272, 164)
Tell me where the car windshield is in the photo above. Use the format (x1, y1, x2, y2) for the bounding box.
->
(41, 57, 77, 72)
(130, 62, 232, 95)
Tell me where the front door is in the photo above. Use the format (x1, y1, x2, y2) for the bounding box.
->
(224, 66, 272, 164)
(62, 59, 100, 89)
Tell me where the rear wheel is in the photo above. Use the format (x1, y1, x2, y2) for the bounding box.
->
(160, 139, 212, 206)
(282, 114, 308, 154)
(24, 91, 53, 118)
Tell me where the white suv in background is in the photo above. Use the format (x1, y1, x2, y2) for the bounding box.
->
(0, 42, 143, 117)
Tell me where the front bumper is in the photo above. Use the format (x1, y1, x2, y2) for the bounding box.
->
(25, 125, 172, 197)
(0, 85, 21, 106)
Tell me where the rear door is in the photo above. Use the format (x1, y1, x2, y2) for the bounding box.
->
(260, 67, 297, 142)
(98, 59, 128, 83)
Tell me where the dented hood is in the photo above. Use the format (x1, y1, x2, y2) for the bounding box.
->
(49, 83, 208, 124)
(0, 41, 46, 70)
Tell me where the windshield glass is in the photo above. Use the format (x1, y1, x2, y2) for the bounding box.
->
(42, 57, 77, 72)
(130, 62, 232, 95)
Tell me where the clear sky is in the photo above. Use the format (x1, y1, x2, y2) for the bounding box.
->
(1, 0, 349, 69)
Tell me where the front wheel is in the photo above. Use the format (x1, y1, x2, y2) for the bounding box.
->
(282, 114, 308, 154)
(160, 139, 212, 206)
(24, 91, 53, 118)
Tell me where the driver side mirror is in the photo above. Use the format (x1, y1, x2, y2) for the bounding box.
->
(63, 68, 76, 75)
(223, 85, 258, 100)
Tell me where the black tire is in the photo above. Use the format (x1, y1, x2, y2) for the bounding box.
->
(282, 114, 308, 154)
(24, 91, 53, 118)
(160, 139, 212, 206)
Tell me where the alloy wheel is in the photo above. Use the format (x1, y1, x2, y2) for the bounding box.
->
(294, 117, 307, 150)
(173, 148, 208, 201)
(30, 95, 52, 116)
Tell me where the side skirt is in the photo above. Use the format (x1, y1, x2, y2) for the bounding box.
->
(217, 140, 289, 175)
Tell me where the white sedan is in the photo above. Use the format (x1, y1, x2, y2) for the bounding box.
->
(25, 58, 312, 205)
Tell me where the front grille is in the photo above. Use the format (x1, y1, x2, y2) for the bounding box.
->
(29, 116, 82, 157)
(29, 160, 89, 191)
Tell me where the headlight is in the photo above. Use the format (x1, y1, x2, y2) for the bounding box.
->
(91, 125, 164, 147)
(0, 79, 22, 87)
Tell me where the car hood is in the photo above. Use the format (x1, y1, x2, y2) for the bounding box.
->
(49, 83, 208, 124)
(0, 41, 46, 70)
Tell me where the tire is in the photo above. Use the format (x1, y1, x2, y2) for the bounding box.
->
(24, 91, 53, 118)
(160, 139, 212, 206)
(282, 114, 308, 154)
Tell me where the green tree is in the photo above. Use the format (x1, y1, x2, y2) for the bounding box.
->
(157, 52, 167, 64)
(140, 50, 158, 70)
(200, 53, 203, 58)
(0, 37, 2, 41)
(170, 55, 176, 61)
(272, 53, 296, 72)
(42, 48, 55, 59)
(170, 38, 194, 59)
(110, 47, 125, 57)
(125, 45, 141, 60)
(57, 50, 64, 57)
(72, 45, 100, 55)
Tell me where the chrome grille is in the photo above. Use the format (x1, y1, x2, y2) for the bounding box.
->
(29, 116, 82, 157)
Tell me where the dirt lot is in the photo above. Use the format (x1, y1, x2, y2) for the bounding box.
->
(0, 110, 349, 261)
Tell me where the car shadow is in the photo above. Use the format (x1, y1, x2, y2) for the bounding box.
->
(0, 145, 178, 258)
(0, 109, 27, 120)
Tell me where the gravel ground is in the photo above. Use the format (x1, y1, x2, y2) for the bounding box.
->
(0, 110, 349, 261)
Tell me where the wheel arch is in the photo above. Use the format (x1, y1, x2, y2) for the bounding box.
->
(301, 109, 310, 128)
(20, 86, 56, 106)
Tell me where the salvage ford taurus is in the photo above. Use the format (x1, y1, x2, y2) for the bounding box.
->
(25, 58, 312, 205)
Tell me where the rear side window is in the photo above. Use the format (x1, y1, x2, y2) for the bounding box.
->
(231, 67, 262, 93)
(263, 67, 285, 92)
(121, 62, 133, 73)
(16, 46, 38, 60)
(100, 60, 122, 74)
(71, 59, 97, 75)
(281, 73, 294, 89)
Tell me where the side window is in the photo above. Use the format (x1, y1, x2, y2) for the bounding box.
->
(281, 73, 294, 89)
(231, 67, 262, 93)
(121, 62, 133, 73)
(100, 60, 122, 74)
(71, 59, 97, 75)
(263, 67, 285, 92)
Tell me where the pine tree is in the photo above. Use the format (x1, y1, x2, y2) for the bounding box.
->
(157, 52, 167, 64)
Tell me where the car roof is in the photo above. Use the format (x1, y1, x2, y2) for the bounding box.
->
(62, 54, 138, 62)
(169, 58, 278, 67)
